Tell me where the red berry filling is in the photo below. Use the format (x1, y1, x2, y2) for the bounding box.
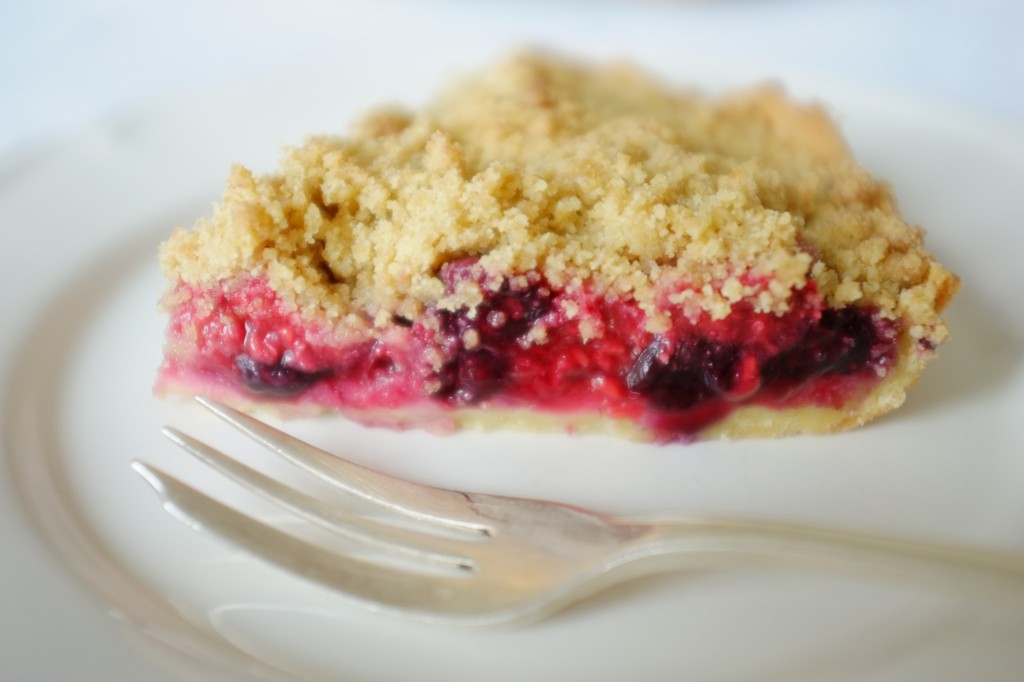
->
(160, 269, 899, 441)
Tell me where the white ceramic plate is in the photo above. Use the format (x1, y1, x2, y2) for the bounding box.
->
(3, 49, 1024, 682)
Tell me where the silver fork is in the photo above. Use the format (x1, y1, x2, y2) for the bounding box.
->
(134, 397, 1024, 626)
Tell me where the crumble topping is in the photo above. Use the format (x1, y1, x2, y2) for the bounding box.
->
(160, 53, 958, 342)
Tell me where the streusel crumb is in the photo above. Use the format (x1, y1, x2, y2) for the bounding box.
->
(160, 53, 958, 343)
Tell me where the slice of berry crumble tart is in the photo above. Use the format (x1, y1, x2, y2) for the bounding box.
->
(156, 54, 959, 442)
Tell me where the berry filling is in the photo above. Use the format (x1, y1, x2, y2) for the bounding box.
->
(160, 269, 899, 441)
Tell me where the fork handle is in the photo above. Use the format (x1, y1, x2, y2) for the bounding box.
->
(627, 519, 1024, 601)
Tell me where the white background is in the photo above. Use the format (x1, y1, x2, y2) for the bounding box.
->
(2, 0, 1022, 161)
(1, 1, 1022, 681)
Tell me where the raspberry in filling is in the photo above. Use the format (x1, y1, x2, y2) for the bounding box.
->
(156, 54, 958, 442)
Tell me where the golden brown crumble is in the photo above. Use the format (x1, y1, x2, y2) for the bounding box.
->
(160, 53, 958, 342)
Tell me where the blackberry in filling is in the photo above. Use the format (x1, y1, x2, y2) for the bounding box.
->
(433, 270, 556, 405)
(234, 354, 323, 396)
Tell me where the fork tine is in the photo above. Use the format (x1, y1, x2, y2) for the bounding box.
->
(160, 428, 475, 573)
(195, 397, 490, 537)
(131, 461, 479, 618)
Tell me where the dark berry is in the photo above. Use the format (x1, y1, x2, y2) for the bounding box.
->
(435, 348, 507, 404)
(761, 307, 887, 383)
(488, 285, 551, 340)
(235, 354, 322, 395)
(626, 337, 740, 410)
(431, 269, 554, 405)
